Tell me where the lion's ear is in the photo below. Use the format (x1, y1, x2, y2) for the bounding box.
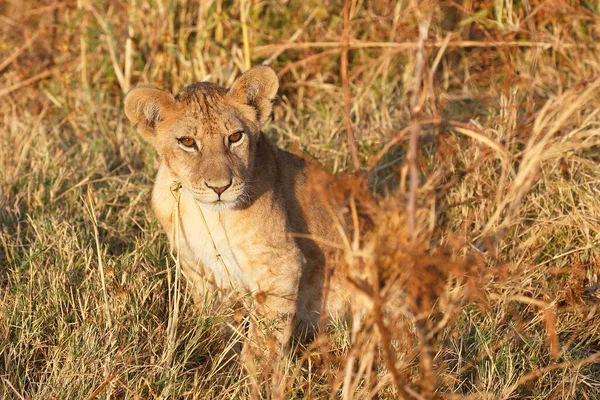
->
(124, 86, 176, 138)
(227, 66, 279, 126)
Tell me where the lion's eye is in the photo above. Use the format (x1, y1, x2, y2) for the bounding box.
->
(228, 131, 243, 144)
(177, 137, 196, 148)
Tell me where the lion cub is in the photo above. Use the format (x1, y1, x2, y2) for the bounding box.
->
(124, 66, 345, 347)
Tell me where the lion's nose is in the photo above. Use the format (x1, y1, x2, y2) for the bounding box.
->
(206, 181, 232, 196)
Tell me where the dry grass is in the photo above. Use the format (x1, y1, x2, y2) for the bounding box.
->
(1, 0, 600, 398)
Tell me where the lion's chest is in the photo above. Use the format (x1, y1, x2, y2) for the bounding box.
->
(177, 203, 251, 291)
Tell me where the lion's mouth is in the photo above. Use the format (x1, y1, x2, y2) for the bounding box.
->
(187, 184, 246, 208)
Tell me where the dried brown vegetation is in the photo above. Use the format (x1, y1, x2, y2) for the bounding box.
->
(1, 0, 600, 398)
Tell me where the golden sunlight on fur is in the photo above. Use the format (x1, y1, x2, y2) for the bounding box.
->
(124, 66, 347, 350)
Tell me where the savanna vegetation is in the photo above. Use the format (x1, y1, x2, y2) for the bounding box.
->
(1, 0, 600, 398)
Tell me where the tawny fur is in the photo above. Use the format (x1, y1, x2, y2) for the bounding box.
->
(124, 66, 346, 345)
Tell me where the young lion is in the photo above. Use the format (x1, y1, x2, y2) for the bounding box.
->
(124, 66, 346, 347)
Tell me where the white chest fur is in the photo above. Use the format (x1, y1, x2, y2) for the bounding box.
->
(173, 191, 249, 291)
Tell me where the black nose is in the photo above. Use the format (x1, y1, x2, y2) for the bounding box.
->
(206, 181, 232, 196)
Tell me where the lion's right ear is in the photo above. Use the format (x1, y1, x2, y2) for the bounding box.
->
(124, 86, 176, 138)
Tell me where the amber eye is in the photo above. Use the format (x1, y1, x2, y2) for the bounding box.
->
(177, 137, 196, 149)
(228, 131, 243, 144)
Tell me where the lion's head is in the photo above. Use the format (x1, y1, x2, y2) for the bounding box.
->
(124, 66, 278, 211)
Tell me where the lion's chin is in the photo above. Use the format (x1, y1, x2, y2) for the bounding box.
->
(193, 198, 239, 212)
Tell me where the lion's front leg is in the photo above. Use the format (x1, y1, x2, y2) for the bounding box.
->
(241, 256, 302, 364)
(252, 288, 297, 345)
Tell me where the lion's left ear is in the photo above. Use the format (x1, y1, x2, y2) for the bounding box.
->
(226, 66, 279, 126)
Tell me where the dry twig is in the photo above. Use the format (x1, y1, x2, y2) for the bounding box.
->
(0, 68, 54, 98)
(253, 40, 600, 56)
(406, 13, 431, 238)
(341, 0, 361, 172)
(0, 30, 42, 74)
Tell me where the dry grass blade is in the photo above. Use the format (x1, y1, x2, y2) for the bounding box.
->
(0, 68, 54, 98)
(0, 30, 42, 74)
(240, 0, 251, 71)
(482, 76, 600, 237)
(88, 4, 129, 93)
(407, 10, 431, 238)
(253, 40, 600, 56)
(86, 358, 131, 400)
(341, 0, 361, 172)
(1, 377, 25, 400)
(449, 122, 511, 163)
(85, 191, 112, 330)
(123, 0, 135, 93)
(501, 352, 600, 398)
